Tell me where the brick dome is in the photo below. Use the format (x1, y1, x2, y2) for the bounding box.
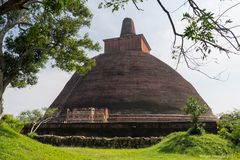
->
(50, 18, 215, 121)
(51, 51, 214, 116)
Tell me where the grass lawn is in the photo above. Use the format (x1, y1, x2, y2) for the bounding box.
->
(70, 147, 235, 160)
(0, 122, 239, 160)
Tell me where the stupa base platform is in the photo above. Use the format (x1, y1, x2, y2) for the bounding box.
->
(29, 120, 217, 137)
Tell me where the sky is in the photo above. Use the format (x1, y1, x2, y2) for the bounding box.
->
(4, 0, 240, 116)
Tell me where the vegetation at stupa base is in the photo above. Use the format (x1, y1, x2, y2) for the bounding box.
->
(183, 96, 209, 135)
(1, 112, 240, 160)
(158, 132, 234, 156)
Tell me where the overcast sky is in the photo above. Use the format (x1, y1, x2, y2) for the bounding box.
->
(4, 0, 240, 116)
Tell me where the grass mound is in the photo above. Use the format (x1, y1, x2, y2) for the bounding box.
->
(157, 132, 234, 155)
(1, 121, 240, 160)
(0, 122, 90, 160)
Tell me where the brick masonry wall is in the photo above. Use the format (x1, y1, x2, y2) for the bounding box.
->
(23, 121, 217, 137)
(104, 35, 150, 53)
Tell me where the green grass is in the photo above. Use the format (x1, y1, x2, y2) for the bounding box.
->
(0, 122, 240, 160)
(0, 123, 90, 160)
(158, 132, 234, 155)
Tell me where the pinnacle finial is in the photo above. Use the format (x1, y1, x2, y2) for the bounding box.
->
(120, 18, 136, 37)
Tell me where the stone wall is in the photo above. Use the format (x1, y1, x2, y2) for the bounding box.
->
(34, 135, 161, 148)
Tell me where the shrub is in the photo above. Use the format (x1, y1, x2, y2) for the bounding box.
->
(16, 107, 58, 134)
(1, 114, 24, 132)
(183, 96, 208, 135)
(157, 132, 234, 155)
(27, 132, 38, 138)
(218, 109, 240, 145)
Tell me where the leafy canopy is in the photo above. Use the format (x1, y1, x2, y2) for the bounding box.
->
(17, 108, 43, 124)
(218, 109, 240, 145)
(0, 0, 100, 89)
(17, 107, 58, 134)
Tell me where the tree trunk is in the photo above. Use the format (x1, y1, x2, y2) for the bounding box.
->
(0, 95, 3, 119)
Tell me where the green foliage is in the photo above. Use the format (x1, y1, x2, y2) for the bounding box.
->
(218, 109, 240, 145)
(187, 127, 205, 136)
(17, 107, 57, 124)
(182, 10, 215, 59)
(1, 114, 24, 132)
(44, 107, 58, 118)
(27, 132, 38, 138)
(183, 11, 215, 41)
(183, 96, 208, 135)
(17, 107, 58, 134)
(17, 108, 58, 124)
(17, 109, 43, 124)
(232, 122, 240, 144)
(157, 132, 234, 156)
(1, 0, 100, 90)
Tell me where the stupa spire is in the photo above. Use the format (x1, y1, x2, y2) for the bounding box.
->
(120, 18, 136, 37)
(103, 17, 151, 53)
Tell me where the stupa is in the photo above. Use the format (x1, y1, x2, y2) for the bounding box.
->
(36, 18, 217, 137)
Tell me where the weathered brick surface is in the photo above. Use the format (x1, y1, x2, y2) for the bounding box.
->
(120, 17, 136, 37)
(104, 34, 150, 53)
(48, 17, 216, 132)
(24, 121, 217, 137)
(66, 108, 108, 123)
(50, 51, 215, 122)
(108, 114, 217, 122)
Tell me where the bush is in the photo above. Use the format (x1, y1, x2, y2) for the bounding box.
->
(16, 107, 58, 134)
(183, 96, 208, 135)
(187, 127, 205, 135)
(1, 114, 24, 132)
(157, 132, 234, 155)
(218, 109, 240, 145)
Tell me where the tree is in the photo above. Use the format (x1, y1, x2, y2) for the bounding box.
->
(183, 96, 208, 135)
(218, 109, 240, 144)
(17, 107, 58, 134)
(0, 0, 100, 117)
(99, 0, 240, 79)
(0, 0, 76, 15)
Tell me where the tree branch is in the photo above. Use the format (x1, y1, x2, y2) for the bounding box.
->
(0, 9, 27, 53)
(155, 0, 239, 79)
(0, 0, 30, 15)
(216, 2, 240, 21)
(156, 0, 184, 37)
(132, 0, 143, 11)
(32, 117, 53, 133)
